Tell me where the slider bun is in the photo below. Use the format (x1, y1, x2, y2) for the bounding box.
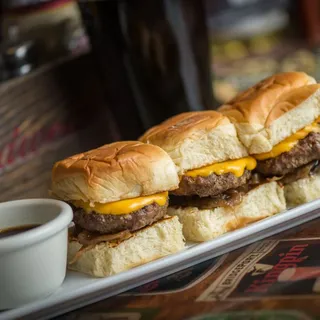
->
(52, 141, 179, 203)
(68, 216, 185, 277)
(140, 111, 248, 174)
(284, 173, 320, 207)
(168, 206, 238, 242)
(219, 72, 318, 154)
(168, 182, 286, 242)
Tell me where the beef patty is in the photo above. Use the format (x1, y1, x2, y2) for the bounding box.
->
(72, 201, 168, 234)
(171, 189, 244, 209)
(171, 169, 251, 197)
(280, 160, 320, 185)
(170, 181, 260, 209)
(256, 132, 320, 176)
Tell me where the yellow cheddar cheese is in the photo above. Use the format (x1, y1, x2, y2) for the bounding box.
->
(184, 157, 257, 178)
(72, 192, 168, 215)
(255, 117, 320, 161)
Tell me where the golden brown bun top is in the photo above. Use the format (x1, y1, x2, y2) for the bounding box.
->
(140, 110, 230, 145)
(139, 111, 248, 174)
(219, 72, 316, 125)
(51, 141, 179, 203)
(264, 84, 320, 126)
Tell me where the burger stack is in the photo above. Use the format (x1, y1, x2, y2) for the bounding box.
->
(51, 72, 320, 278)
(218, 72, 320, 207)
(139, 110, 285, 241)
(51, 142, 185, 277)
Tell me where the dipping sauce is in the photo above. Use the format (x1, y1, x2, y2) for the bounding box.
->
(0, 224, 40, 239)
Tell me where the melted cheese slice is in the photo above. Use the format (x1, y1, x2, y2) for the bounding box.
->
(184, 157, 257, 178)
(72, 192, 168, 215)
(255, 118, 320, 161)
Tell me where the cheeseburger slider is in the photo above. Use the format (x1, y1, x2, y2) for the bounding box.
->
(140, 111, 286, 242)
(219, 72, 320, 206)
(51, 141, 185, 277)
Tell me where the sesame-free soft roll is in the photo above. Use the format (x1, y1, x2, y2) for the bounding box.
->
(51, 141, 185, 277)
(140, 111, 285, 242)
(219, 72, 320, 207)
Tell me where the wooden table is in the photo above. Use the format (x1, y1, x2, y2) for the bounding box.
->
(56, 218, 320, 320)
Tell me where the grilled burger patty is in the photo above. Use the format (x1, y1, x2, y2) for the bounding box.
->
(171, 182, 259, 210)
(171, 189, 244, 209)
(280, 160, 320, 185)
(72, 201, 168, 234)
(171, 169, 251, 197)
(256, 132, 320, 176)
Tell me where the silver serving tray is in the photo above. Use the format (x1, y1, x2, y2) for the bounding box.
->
(2, 199, 320, 320)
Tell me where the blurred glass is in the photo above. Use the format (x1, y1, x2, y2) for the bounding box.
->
(79, 0, 214, 133)
(206, 0, 320, 104)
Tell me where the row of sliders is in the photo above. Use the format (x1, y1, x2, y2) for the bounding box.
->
(51, 71, 320, 277)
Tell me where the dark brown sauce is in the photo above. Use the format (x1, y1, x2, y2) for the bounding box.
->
(0, 224, 40, 239)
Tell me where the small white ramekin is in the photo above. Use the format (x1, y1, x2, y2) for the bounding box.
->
(0, 199, 73, 310)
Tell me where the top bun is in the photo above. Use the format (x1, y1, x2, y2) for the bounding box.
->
(51, 141, 179, 203)
(139, 111, 248, 174)
(219, 72, 318, 154)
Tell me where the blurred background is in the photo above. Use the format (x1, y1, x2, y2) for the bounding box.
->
(0, 0, 320, 201)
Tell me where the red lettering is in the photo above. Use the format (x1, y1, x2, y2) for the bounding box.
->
(272, 263, 297, 271)
(0, 121, 74, 173)
(46, 123, 61, 142)
(19, 136, 27, 158)
(279, 256, 308, 264)
(245, 245, 308, 296)
(290, 244, 309, 251)
(7, 128, 20, 164)
(30, 130, 42, 153)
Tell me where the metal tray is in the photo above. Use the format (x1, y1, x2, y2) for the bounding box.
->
(2, 199, 320, 320)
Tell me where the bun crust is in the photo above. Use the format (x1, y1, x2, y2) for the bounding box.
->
(68, 216, 185, 277)
(265, 84, 320, 126)
(219, 72, 315, 125)
(140, 111, 248, 174)
(219, 72, 318, 154)
(52, 141, 179, 203)
(140, 111, 229, 143)
(168, 182, 285, 242)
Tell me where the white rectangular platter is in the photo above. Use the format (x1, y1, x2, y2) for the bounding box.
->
(2, 199, 320, 320)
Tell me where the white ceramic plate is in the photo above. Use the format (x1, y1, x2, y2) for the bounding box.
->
(2, 199, 320, 320)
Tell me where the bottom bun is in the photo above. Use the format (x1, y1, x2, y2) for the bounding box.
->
(235, 181, 286, 226)
(68, 216, 185, 277)
(284, 173, 320, 207)
(168, 181, 286, 242)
